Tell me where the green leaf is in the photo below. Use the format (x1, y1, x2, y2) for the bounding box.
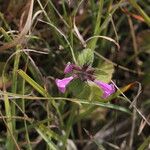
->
(77, 48, 94, 66)
(88, 81, 103, 101)
(68, 79, 103, 101)
(68, 79, 102, 100)
(78, 83, 91, 99)
(95, 61, 114, 83)
(68, 79, 87, 97)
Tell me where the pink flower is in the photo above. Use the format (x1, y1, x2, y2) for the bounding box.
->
(94, 80, 115, 98)
(55, 62, 116, 99)
(55, 76, 74, 93)
(64, 62, 74, 74)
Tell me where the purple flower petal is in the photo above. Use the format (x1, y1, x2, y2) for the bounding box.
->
(55, 76, 74, 93)
(64, 62, 74, 74)
(94, 80, 115, 98)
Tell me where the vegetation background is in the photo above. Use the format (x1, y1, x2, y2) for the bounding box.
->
(0, 0, 150, 149)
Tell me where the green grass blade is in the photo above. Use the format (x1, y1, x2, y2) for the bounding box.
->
(35, 124, 59, 150)
(129, 0, 150, 26)
(17, 69, 49, 97)
(62, 104, 77, 149)
(1, 27, 16, 149)
(76, 99, 131, 114)
(3, 92, 14, 149)
(20, 65, 32, 150)
(138, 136, 150, 150)
(87, 0, 104, 50)
(11, 45, 21, 145)
(0, 27, 12, 41)
(17, 69, 63, 126)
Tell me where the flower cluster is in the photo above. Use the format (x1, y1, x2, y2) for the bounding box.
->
(55, 63, 115, 99)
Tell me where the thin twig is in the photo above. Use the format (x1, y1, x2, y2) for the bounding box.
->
(111, 80, 150, 126)
(128, 15, 141, 75)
